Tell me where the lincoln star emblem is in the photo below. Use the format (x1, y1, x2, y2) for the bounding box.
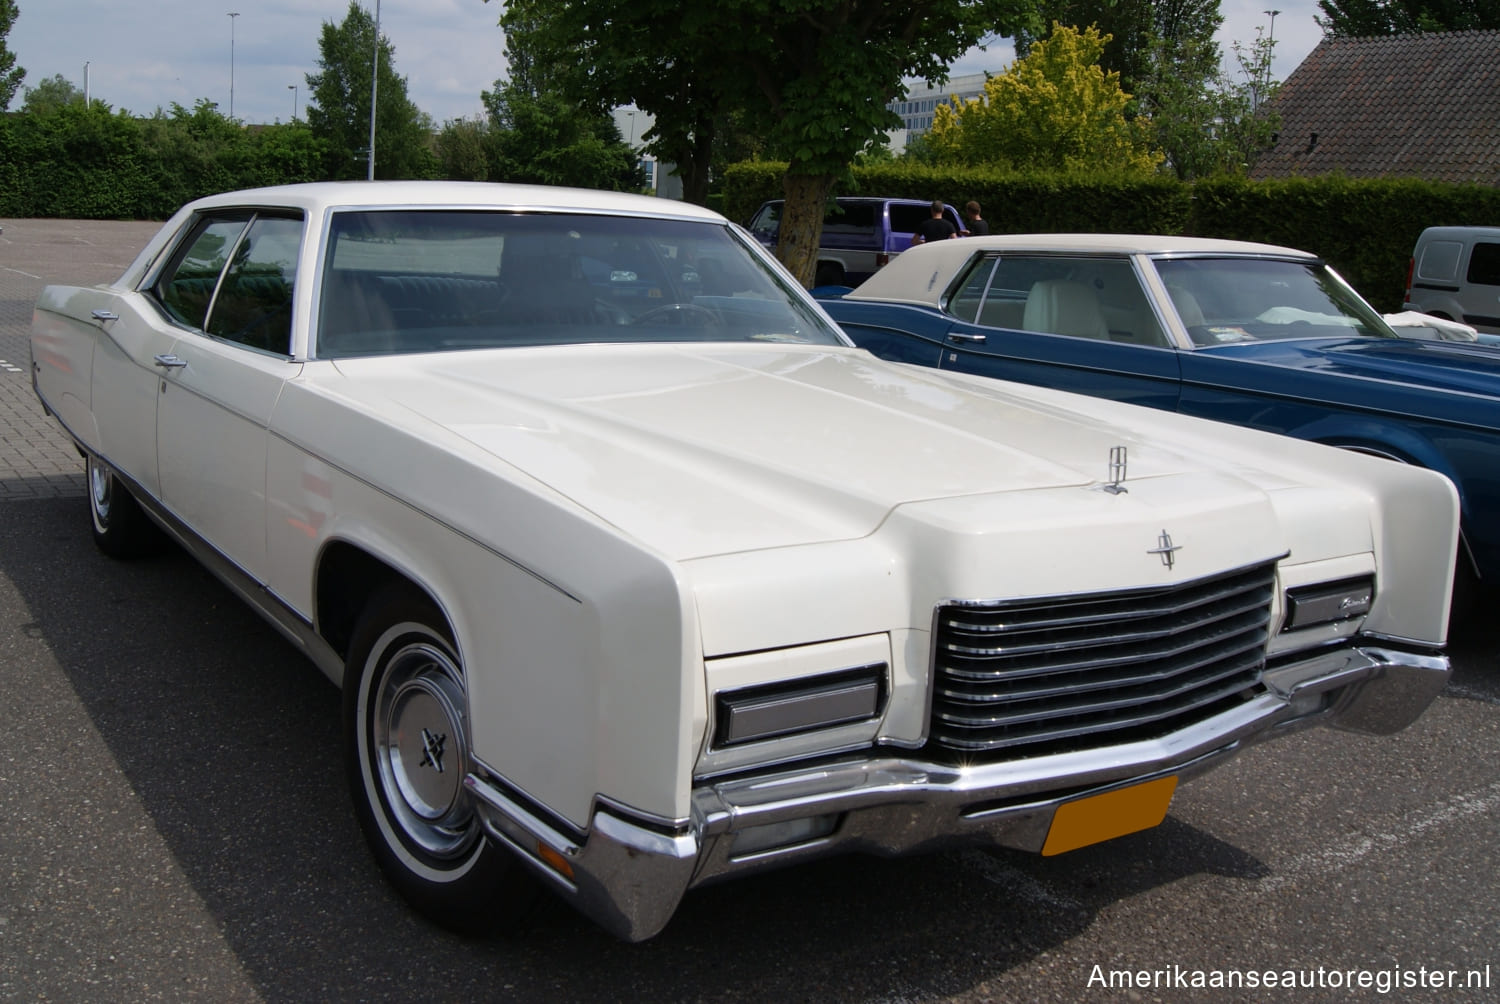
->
(1103, 445, 1128, 495)
(1148, 529, 1183, 569)
(418, 727, 447, 773)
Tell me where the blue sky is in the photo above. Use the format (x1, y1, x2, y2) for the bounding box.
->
(7, 0, 1325, 127)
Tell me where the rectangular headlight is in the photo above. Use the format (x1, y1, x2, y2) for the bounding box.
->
(714, 665, 886, 747)
(1283, 576, 1374, 632)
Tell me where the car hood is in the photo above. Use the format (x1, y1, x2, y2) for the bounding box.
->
(1201, 335, 1500, 398)
(328, 344, 1271, 559)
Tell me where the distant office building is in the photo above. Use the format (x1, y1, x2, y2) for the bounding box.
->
(886, 72, 993, 151)
(610, 106, 681, 199)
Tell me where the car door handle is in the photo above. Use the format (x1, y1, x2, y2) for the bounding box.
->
(947, 332, 987, 344)
(153, 354, 188, 370)
(91, 309, 118, 322)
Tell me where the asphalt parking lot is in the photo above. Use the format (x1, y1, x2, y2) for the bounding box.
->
(1, 217, 1498, 1003)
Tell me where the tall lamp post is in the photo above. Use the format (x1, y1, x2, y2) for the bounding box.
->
(367, 0, 380, 180)
(288, 84, 298, 122)
(227, 11, 240, 120)
(1263, 8, 1281, 47)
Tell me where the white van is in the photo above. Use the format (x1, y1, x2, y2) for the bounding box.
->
(1403, 226, 1500, 334)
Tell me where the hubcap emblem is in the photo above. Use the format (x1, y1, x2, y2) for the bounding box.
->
(418, 727, 447, 773)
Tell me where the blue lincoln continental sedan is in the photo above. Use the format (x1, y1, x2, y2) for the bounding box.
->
(819, 234, 1500, 606)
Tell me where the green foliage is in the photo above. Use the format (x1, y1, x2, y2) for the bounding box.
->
(305, 1, 436, 180)
(0, 0, 22, 111)
(1191, 176, 1500, 310)
(498, 0, 1039, 285)
(1015, 0, 1223, 97)
(481, 81, 645, 191)
(1136, 27, 1280, 179)
(20, 73, 84, 114)
(436, 118, 491, 182)
(926, 25, 1164, 175)
(0, 99, 327, 219)
(1316, 0, 1499, 35)
(722, 159, 1191, 232)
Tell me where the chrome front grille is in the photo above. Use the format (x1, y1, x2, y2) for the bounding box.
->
(929, 563, 1275, 757)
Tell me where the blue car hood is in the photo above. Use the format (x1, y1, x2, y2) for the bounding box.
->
(1203, 336, 1500, 397)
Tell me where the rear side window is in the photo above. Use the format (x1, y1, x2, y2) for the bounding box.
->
(152, 211, 301, 355)
(824, 202, 876, 235)
(1467, 242, 1500, 286)
(1416, 240, 1462, 282)
(887, 204, 929, 233)
(749, 203, 782, 235)
(156, 216, 252, 328)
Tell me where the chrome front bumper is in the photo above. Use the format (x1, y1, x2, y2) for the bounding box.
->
(467, 640, 1448, 942)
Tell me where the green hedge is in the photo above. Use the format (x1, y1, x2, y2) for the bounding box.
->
(724, 162, 1500, 311)
(0, 104, 326, 221)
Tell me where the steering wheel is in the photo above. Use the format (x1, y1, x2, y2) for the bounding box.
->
(630, 302, 722, 326)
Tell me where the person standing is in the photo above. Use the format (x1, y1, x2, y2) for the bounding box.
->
(911, 200, 958, 245)
(962, 201, 989, 236)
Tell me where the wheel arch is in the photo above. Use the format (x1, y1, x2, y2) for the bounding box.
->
(1298, 419, 1479, 580)
(315, 539, 452, 669)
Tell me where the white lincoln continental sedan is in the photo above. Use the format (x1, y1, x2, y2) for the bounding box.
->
(31, 182, 1459, 940)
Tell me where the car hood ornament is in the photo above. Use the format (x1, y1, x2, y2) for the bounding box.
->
(1103, 446, 1128, 495)
(1148, 529, 1183, 569)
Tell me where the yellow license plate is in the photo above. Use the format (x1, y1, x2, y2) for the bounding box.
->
(1042, 776, 1178, 856)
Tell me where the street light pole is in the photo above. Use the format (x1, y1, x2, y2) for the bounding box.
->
(288, 84, 298, 122)
(227, 11, 240, 120)
(367, 0, 380, 180)
(1263, 8, 1281, 47)
(83, 61, 90, 105)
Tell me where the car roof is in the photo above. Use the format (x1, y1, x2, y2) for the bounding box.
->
(842, 233, 1320, 307)
(182, 181, 727, 224)
(757, 196, 940, 207)
(1418, 225, 1500, 240)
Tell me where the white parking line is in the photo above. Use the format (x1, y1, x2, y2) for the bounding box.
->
(1255, 779, 1500, 895)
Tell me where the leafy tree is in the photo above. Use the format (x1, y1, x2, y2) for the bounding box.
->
(456, 20, 645, 191)
(0, 0, 22, 110)
(481, 79, 645, 190)
(926, 24, 1164, 175)
(305, 1, 435, 180)
(1317, 0, 1499, 35)
(1135, 25, 1280, 178)
(497, 0, 727, 205)
(21, 73, 84, 114)
(1015, 0, 1222, 98)
(435, 117, 492, 181)
(496, 0, 1038, 287)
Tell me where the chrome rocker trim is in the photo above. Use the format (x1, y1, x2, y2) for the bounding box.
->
(467, 638, 1448, 942)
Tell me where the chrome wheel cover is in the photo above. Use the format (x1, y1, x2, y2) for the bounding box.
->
(88, 457, 113, 530)
(370, 638, 479, 860)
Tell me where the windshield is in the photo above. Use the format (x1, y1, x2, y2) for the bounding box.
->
(1153, 257, 1397, 348)
(316, 210, 844, 357)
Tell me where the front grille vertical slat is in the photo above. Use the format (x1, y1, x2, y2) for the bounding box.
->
(928, 563, 1275, 758)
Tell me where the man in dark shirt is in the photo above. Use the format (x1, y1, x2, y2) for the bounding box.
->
(962, 201, 990, 236)
(911, 200, 957, 245)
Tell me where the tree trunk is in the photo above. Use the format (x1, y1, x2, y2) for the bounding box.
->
(678, 124, 714, 206)
(776, 171, 835, 288)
